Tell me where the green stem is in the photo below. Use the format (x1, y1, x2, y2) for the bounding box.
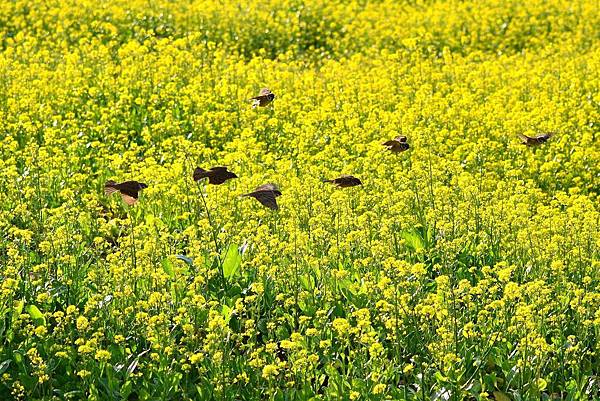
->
(197, 183, 226, 290)
(293, 220, 300, 328)
(129, 210, 137, 294)
(129, 211, 137, 270)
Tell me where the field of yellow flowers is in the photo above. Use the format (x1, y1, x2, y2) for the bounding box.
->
(1, 0, 600, 400)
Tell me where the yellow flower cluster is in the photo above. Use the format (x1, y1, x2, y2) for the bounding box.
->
(0, 0, 599, 400)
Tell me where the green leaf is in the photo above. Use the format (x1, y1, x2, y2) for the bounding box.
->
(299, 275, 314, 291)
(144, 214, 155, 225)
(484, 373, 497, 389)
(338, 278, 356, 295)
(197, 385, 210, 399)
(10, 300, 25, 340)
(25, 305, 45, 326)
(298, 300, 316, 316)
(171, 283, 178, 304)
(536, 378, 548, 392)
(401, 229, 425, 251)
(120, 380, 133, 399)
(221, 305, 233, 322)
(434, 371, 448, 383)
(222, 244, 241, 280)
(492, 391, 512, 401)
(162, 258, 175, 278)
(14, 301, 24, 316)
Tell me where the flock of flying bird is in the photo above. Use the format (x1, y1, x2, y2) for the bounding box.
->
(104, 88, 556, 209)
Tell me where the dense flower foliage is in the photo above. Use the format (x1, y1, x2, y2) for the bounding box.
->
(1, 1, 599, 400)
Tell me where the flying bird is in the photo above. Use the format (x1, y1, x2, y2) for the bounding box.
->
(383, 135, 410, 153)
(241, 183, 281, 210)
(193, 166, 237, 185)
(517, 132, 554, 146)
(250, 88, 275, 108)
(324, 175, 363, 188)
(104, 180, 148, 206)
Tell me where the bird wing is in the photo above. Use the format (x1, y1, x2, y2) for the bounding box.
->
(209, 172, 237, 185)
(338, 175, 356, 184)
(210, 166, 228, 172)
(104, 181, 118, 196)
(343, 176, 361, 186)
(536, 132, 554, 140)
(252, 191, 279, 210)
(116, 181, 144, 198)
(255, 183, 279, 192)
(193, 167, 207, 181)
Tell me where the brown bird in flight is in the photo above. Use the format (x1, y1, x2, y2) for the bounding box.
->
(324, 175, 363, 188)
(242, 183, 281, 210)
(251, 88, 275, 108)
(383, 135, 410, 153)
(104, 180, 148, 206)
(193, 166, 237, 185)
(518, 132, 555, 146)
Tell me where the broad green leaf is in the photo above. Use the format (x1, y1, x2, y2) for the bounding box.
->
(119, 380, 133, 399)
(424, 226, 433, 247)
(170, 283, 178, 303)
(493, 391, 511, 401)
(401, 229, 424, 251)
(222, 244, 241, 280)
(434, 371, 448, 383)
(298, 300, 316, 316)
(221, 304, 233, 322)
(197, 385, 210, 399)
(11, 300, 25, 338)
(162, 258, 174, 278)
(536, 378, 548, 391)
(484, 373, 497, 388)
(338, 278, 356, 295)
(14, 300, 24, 316)
(25, 305, 45, 326)
(299, 275, 314, 291)
(144, 214, 155, 225)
